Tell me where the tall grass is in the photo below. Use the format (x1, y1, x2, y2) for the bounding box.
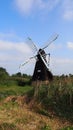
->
(29, 76, 73, 122)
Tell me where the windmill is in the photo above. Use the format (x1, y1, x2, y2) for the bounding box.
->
(19, 34, 59, 85)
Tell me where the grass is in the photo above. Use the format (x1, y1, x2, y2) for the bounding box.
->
(60, 126, 73, 130)
(0, 100, 53, 130)
(0, 84, 33, 100)
(41, 125, 51, 130)
(0, 94, 72, 130)
(0, 122, 19, 130)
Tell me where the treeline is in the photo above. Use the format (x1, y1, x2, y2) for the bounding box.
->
(0, 67, 73, 80)
(0, 67, 73, 86)
(0, 67, 31, 78)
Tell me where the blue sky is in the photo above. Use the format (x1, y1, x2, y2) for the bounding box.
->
(0, 0, 73, 75)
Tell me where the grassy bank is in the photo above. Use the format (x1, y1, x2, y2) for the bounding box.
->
(0, 99, 72, 130)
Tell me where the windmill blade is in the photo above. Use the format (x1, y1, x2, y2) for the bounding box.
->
(42, 33, 59, 50)
(26, 37, 38, 54)
(19, 56, 36, 68)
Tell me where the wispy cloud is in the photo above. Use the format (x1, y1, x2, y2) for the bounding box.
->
(0, 40, 31, 54)
(0, 32, 15, 39)
(62, 0, 73, 21)
(14, 0, 60, 15)
(67, 41, 73, 49)
(14, 0, 34, 15)
(51, 57, 73, 75)
(0, 32, 23, 42)
(13, 0, 73, 21)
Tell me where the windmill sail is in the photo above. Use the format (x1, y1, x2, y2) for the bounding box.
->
(26, 37, 38, 54)
(19, 56, 36, 68)
(42, 33, 59, 50)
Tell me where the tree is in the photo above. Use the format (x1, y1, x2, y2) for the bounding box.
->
(0, 67, 9, 80)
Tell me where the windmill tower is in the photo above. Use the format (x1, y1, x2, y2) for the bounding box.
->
(20, 34, 58, 85)
(32, 48, 53, 84)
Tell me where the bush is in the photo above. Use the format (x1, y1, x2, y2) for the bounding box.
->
(0, 67, 9, 80)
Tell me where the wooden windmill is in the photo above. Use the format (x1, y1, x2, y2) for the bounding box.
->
(20, 34, 58, 85)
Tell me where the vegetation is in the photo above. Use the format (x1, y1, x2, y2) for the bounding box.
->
(0, 122, 18, 130)
(0, 67, 32, 101)
(60, 126, 73, 130)
(32, 75, 73, 122)
(0, 67, 73, 130)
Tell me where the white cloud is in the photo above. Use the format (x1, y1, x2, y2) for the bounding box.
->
(51, 57, 73, 75)
(0, 39, 34, 74)
(62, 0, 73, 20)
(0, 32, 15, 39)
(0, 32, 23, 42)
(14, 0, 34, 15)
(14, 0, 60, 15)
(13, 0, 73, 21)
(0, 40, 31, 54)
(67, 42, 73, 49)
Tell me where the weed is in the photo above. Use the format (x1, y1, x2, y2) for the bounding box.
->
(37, 108, 51, 117)
(41, 125, 51, 130)
(0, 122, 19, 130)
(15, 117, 28, 124)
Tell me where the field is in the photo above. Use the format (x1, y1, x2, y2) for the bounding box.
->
(0, 67, 73, 130)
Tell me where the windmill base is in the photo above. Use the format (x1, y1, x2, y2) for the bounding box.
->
(31, 80, 50, 86)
